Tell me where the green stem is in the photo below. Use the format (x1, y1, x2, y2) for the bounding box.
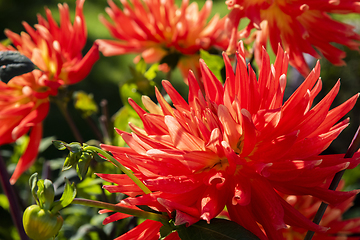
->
(52, 95, 84, 143)
(83, 146, 152, 194)
(71, 198, 169, 224)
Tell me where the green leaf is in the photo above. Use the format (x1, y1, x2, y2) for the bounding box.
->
(144, 63, 159, 80)
(200, 49, 225, 83)
(39, 136, 56, 153)
(92, 152, 107, 163)
(0, 51, 36, 83)
(177, 219, 260, 240)
(29, 173, 39, 203)
(42, 180, 55, 210)
(120, 82, 144, 108)
(65, 142, 82, 153)
(58, 178, 77, 209)
(135, 58, 147, 74)
(112, 105, 142, 147)
(160, 223, 174, 239)
(63, 152, 78, 171)
(52, 140, 68, 151)
(73, 91, 98, 118)
(37, 179, 46, 208)
(76, 151, 92, 180)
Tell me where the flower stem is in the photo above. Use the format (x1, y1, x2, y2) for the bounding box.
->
(0, 155, 29, 240)
(83, 145, 152, 194)
(52, 93, 84, 143)
(71, 198, 169, 224)
(304, 125, 360, 240)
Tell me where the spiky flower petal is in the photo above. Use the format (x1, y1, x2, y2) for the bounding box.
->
(99, 42, 360, 239)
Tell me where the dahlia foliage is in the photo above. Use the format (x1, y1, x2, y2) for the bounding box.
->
(0, 0, 99, 183)
(1, 0, 360, 240)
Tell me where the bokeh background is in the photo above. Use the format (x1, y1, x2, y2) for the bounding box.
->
(1, 0, 360, 239)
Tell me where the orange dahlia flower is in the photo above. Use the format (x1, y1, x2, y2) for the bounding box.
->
(98, 42, 360, 240)
(226, 0, 360, 76)
(96, 0, 229, 80)
(98, 203, 180, 240)
(282, 181, 360, 240)
(0, 71, 49, 184)
(3, 0, 99, 87)
(0, 0, 99, 183)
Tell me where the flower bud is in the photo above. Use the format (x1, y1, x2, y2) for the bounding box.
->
(23, 205, 63, 240)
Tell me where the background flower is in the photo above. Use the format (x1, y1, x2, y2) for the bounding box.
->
(96, 0, 229, 81)
(0, 71, 49, 184)
(282, 181, 360, 240)
(226, 0, 360, 76)
(0, 0, 99, 183)
(98, 42, 360, 240)
(3, 0, 99, 86)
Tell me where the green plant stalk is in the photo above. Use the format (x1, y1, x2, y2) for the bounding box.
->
(53, 96, 84, 143)
(71, 198, 169, 224)
(0, 156, 29, 240)
(83, 145, 152, 194)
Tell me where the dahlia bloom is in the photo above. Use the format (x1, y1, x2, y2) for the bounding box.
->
(3, 0, 99, 88)
(0, 71, 49, 184)
(0, 0, 99, 183)
(98, 42, 360, 240)
(96, 0, 229, 80)
(282, 181, 360, 240)
(226, 0, 360, 76)
(98, 203, 180, 240)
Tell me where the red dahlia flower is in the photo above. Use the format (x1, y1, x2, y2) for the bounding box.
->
(282, 181, 360, 240)
(98, 42, 360, 240)
(99, 203, 180, 240)
(0, 0, 99, 183)
(3, 0, 99, 87)
(226, 0, 360, 76)
(96, 0, 229, 81)
(0, 71, 49, 184)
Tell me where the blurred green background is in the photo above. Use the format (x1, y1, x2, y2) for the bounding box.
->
(0, 0, 360, 239)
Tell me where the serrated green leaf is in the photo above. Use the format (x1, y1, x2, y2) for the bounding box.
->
(177, 219, 260, 240)
(65, 142, 82, 153)
(200, 49, 224, 83)
(52, 140, 68, 151)
(0, 51, 36, 83)
(58, 178, 77, 209)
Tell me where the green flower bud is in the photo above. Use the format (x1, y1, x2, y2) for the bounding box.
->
(23, 205, 63, 240)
